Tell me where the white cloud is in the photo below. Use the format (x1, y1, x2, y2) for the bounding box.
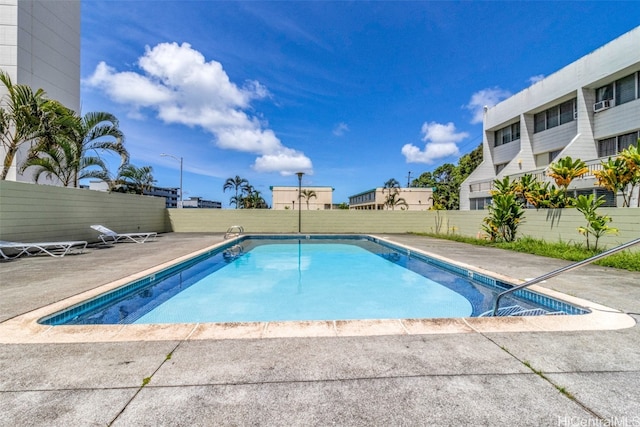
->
(465, 87, 511, 124)
(253, 149, 313, 175)
(84, 42, 312, 175)
(401, 122, 467, 164)
(332, 122, 349, 136)
(528, 74, 545, 85)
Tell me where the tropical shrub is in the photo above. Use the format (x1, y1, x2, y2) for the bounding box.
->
(575, 194, 618, 251)
(548, 156, 588, 205)
(482, 193, 524, 242)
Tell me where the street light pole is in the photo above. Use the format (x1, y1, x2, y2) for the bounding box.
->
(296, 172, 304, 233)
(161, 153, 183, 208)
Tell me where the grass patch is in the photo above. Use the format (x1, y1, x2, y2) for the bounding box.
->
(412, 233, 640, 272)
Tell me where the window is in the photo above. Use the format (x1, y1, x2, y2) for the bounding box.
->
(619, 132, 638, 151)
(595, 83, 613, 102)
(494, 122, 520, 146)
(559, 99, 575, 125)
(546, 105, 559, 128)
(534, 112, 546, 133)
(598, 131, 639, 158)
(470, 197, 491, 210)
(595, 72, 640, 110)
(495, 163, 507, 174)
(616, 74, 636, 106)
(533, 98, 576, 133)
(598, 137, 618, 158)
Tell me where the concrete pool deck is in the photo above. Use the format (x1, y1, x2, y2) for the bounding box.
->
(1, 233, 639, 425)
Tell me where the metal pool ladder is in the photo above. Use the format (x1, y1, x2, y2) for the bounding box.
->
(491, 236, 640, 317)
(224, 225, 244, 240)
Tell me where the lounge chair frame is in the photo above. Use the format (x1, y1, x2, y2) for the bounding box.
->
(0, 240, 87, 260)
(90, 225, 157, 244)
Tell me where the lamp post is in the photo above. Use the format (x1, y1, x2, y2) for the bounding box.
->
(296, 172, 304, 233)
(161, 153, 183, 208)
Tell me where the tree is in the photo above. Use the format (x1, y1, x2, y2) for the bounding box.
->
(382, 178, 401, 210)
(482, 193, 524, 242)
(243, 188, 268, 209)
(384, 192, 409, 210)
(25, 110, 129, 187)
(618, 139, 640, 207)
(112, 164, 156, 194)
(383, 178, 400, 191)
(223, 175, 248, 209)
(575, 194, 617, 251)
(548, 156, 588, 203)
(301, 189, 317, 210)
(0, 70, 50, 180)
(594, 157, 633, 207)
(410, 143, 483, 210)
(67, 112, 128, 187)
(20, 135, 109, 186)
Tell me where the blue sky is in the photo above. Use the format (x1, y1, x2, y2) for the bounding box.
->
(81, 1, 640, 207)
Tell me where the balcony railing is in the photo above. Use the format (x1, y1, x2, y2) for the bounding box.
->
(469, 158, 605, 194)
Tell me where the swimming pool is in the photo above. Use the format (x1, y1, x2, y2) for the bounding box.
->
(39, 235, 588, 326)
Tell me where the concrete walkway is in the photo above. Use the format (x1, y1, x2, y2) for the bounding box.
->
(1, 233, 639, 426)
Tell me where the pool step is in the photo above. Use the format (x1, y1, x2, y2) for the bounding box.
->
(223, 244, 244, 261)
(480, 305, 565, 317)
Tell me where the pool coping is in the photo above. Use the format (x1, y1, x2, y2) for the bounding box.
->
(0, 234, 635, 343)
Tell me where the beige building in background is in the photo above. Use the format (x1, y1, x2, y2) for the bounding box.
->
(0, 0, 81, 182)
(271, 186, 334, 210)
(349, 187, 433, 210)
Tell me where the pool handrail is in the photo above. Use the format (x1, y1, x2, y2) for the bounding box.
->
(491, 236, 640, 316)
(224, 225, 244, 240)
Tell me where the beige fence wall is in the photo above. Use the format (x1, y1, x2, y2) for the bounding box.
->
(168, 208, 640, 250)
(2, 179, 638, 250)
(0, 181, 168, 243)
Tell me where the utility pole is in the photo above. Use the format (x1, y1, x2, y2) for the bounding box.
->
(407, 171, 412, 187)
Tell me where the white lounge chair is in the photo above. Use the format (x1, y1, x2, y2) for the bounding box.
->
(90, 225, 157, 244)
(0, 240, 87, 259)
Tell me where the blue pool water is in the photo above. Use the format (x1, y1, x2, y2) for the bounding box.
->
(40, 236, 588, 325)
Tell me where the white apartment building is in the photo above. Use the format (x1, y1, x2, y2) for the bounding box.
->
(460, 26, 640, 210)
(349, 187, 433, 210)
(271, 186, 334, 210)
(0, 0, 81, 182)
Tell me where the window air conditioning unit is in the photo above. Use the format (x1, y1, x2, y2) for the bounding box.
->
(593, 99, 612, 112)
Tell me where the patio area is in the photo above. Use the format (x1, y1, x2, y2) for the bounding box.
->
(1, 233, 639, 425)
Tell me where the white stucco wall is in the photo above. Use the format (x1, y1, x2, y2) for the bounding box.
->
(0, 0, 80, 182)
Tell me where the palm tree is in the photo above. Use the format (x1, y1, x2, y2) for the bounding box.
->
(20, 136, 109, 186)
(383, 178, 400, 193)
(26, 110, 128, 187)
(112, 164, 156, 194)
(301, 189, 317, 210)
(0, 70, 50, 180)
(223, 175, 248, 209)
(385, 192, 409, 210)
(68, 111, 128, 187)
(243, 188, 267, 209)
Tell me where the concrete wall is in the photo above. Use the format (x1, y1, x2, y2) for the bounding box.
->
(2, 180, 637, 251)
(167, 207, 639, 250)
(0, 180, 168, 242)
